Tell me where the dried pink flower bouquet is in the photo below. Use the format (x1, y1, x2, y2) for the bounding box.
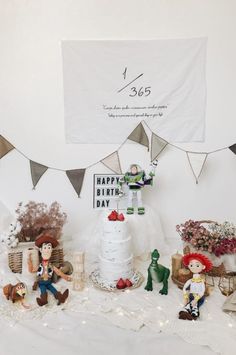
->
(15, 201, 67, 242)
(176, 220, 236, 257)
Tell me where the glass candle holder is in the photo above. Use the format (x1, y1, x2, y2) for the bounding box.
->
(218, 271, 236, 296)
(205, 273, 215, 287)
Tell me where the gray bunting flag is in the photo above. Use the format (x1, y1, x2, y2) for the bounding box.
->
(128, 123, 149, 150)
(0, 135, 14, 159)
(229, 144, 236, 154)
(151, 133, 168, 161)
(30, 161, 48, 189)
(101, 151, 122, 174)
(66, 169, 86, 197)
(186, 152, 208, 184)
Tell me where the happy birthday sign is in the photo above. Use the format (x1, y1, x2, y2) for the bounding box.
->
(93, 174, 124, 209)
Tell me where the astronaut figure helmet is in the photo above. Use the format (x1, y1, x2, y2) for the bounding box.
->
(129, 164, 142, 175)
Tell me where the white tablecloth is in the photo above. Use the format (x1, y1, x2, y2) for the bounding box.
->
(0, 252, 235, 355)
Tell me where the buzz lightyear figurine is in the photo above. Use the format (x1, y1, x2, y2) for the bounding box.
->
(118, 160, 158, 215)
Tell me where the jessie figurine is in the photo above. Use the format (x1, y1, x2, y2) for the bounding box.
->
(178, 253, 212, 321)
(28, 233, 72, 307)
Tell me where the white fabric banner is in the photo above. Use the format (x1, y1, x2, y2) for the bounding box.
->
(62, 38, 207, 144)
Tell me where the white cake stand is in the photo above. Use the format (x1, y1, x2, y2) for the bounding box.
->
(90, 269, 144, 292)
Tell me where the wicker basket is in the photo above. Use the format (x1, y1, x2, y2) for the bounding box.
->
(8, 243, 64, 274)
(50, 248, 64, 267)
(8, 251, 23, 273)
(207, 263, 226, 277)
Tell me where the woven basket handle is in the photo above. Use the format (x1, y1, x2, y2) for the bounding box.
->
(198, 220, 218, 225)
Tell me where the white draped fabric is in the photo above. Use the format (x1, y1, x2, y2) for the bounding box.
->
(62, 38, 207, 144)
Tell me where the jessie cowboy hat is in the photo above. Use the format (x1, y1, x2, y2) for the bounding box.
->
(182, 253, 213, 273)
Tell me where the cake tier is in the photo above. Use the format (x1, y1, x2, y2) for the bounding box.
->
(99, 255, 133, 283)
(100, 236, 131, 262)
(103, 219, 128, 241)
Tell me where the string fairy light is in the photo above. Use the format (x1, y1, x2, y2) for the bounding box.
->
(2, 296, 236, 337)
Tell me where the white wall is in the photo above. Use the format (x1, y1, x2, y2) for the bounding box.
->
(0, 0, 236, 243)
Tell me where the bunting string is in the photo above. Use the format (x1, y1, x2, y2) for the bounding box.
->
(0, 121, 236, 197)
(142, 121, 232, 155)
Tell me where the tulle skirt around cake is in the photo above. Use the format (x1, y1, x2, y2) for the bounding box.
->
(72, 206, 170, 260)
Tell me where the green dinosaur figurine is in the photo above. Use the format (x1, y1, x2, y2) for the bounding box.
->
(145, 249, 170, 295)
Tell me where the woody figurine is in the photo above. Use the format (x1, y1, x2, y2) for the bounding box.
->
(28, 233, 72, 307)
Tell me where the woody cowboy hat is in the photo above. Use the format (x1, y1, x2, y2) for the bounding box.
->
(35, 233, 59, 248)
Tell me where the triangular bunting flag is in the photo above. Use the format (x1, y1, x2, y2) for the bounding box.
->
(186, 152, 208, 184)
(101, 151, 122, 174)
(151, 133, 168, 161)
(0, 135, 14, 159)
(229, 144, 236, 154)
(66, 169, 86, 197)
(128, 123, 149, 150)
(30, 161, 48, 189)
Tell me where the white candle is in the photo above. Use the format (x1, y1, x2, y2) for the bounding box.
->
(171, 252, 182, 278)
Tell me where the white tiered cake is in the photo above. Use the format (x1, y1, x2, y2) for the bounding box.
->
(99, 219, 133, 283)
(90, 215, 143, 291)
